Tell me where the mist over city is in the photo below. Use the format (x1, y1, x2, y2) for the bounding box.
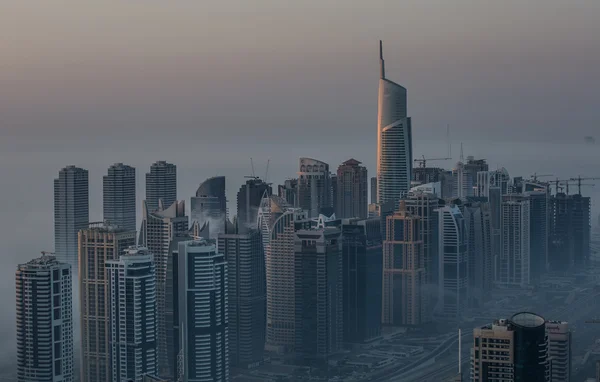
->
(1, 1, 600, 381)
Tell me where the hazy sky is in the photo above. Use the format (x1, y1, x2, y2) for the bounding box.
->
(1, 0, 599, 148)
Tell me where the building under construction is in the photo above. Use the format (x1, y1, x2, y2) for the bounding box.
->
(548, 193, 591, 270)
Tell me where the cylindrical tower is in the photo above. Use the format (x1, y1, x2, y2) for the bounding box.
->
(510, 312, 550, 382)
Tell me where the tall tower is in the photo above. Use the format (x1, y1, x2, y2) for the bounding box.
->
(79, 223, 136, 382)
(174, 240, 229, 382)
(497, 195, 531, 287)
(139, 200, 188, 378)
(191, 176, 227, 237)
(382, 204, 426, 326)
(217, 230, 266, 368)
(376, 41, 412, 206)
(54, 165, 89, 270)
(16, 255, 74, 382)
(297, 158, 332, 218)
(546, 321, 571, 382)
(336, 158, 368, 219)
(237, 177, 272, 233)
(145, 161, 177, 213)
(107, 247, 158, 382)
(103, 163, 136, 231)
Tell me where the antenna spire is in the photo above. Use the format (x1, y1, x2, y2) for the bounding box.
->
(379, 40, 385, 79)
(460, 142, 464, 162)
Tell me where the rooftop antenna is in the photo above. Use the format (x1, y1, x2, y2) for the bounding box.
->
(379, 40, 385, 79)
(250, 158, 256, 178)
(447, 124, 452, 159)
(265, 159, 270, 183)
(460, 142, 464, 162)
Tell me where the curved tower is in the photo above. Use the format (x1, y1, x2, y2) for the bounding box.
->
(377, 41, 412, 206)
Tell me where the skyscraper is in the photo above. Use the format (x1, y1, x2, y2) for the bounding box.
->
(497, 195, 531, 287)
(546, 321, 571, 382)
(471, 312, 550, 382)
(191, 176, 227, 237)
(278, 178, 298, 207)
(139, 200, 188, 378)
(145, 161, 177, 213)
(434, 205, 468, 319)
(79, 223, 136, 382)
(370, 177, 377, 204)
(341, 218, 382, 343)
(103, 163, 136, 231)
(16, 255, 74, 382)
(297, 157, 332, 218)
(237, 177, 272, 233)
(452, 161, 473, 199)
(527, 190, 549, 281)
(106, 247, 158, 382)
(174, 240, 229, 382)
(382, 203, 426, 326)
(336, 158, 368, 219)
(54, 165, 89, 269)
(462, 202, 493, 306)
(548, 193, 591, 270)
(376, 41, 412, 206)
(476, 168, 510, 198)
(294, 228, 343, 358)
(218, 230, 266, 368)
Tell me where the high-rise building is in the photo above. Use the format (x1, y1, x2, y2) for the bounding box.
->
(260, 195, 310, 353)
(336, 159, 368, 219)
(16, 255, 74, 382)
(546, 321, 571, 382)
(174, 240, 229, 382)
(452, 161, 474, 199)
(528, 191, 549, 281)
(434, 205, 468, 319)
(107, 247, 158, 382)
(138, 200, 188, 378)
(237, 177, 272, 233)
(464, 157, 488, 190)
(376, 41, 412, 206)
(382, 203, 426, 326)
(191, 176, 227, 237)
(145, 161, 177, 213)
(79, 223, 136, 382)
(476, 169, 510, 198)
(548, 193, 591, 270)
(103, 163, 136, 231)
(278, 178, 298, 207)
(54, 165, 89, 269)
(218, 230, 266, 368)
(462, 202, 493, 306)
(471, 312, 550, 382)
(297, 157, 332, 218)
(341, 218, 382, 343)
(294, 228, 343, 358)
(370, 177, 377, 204)
(497, 195, 531, 287)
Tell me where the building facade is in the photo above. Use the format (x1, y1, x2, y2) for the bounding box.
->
(294, 228, 343, 358)
(336, 158, 368, 219)
(174, 240, 229, 382)
(497, 196, 531, 287)
(54, 165, 89, 270)
(145, 161, 177, 213)
(16, 255, 74, 382)
(107, 247, 158, 382)
(548, 193, 591, 270)
(278, 178, 298, 207)
(218, 230, 266, 368)
(190, 176, 227, 238)
(382, 204, 426, 326)
(546, 321, 571, 382)
(79, 223, 136, 382)
(103, 163, 136, 231)
(297, 157, 332, 218)
(237, 178, 272, 233)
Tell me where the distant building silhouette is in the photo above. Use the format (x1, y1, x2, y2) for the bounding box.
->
(548, 193, 591, 270)
(298, 157, 332, 218)
(145, 161, 177, 213)
(237, 177, 272, 233)
(191, 176, 227, 237)
(278, 178, 298, 207)
(336, 158, 368, 219)
(103, 163, 136, 231)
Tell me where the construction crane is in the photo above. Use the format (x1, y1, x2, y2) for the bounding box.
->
(414, 155, 452, 169)
(553, 178, 594, 195)
(530, 173, 554, 182)
(41, 251, 55, 257)
(569, 176, 600, 195)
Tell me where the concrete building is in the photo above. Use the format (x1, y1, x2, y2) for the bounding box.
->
(546, 321, 571, 382)
(341, 218, 382, 343)
(190, 176, 227, 238)
(476, 168, 510, 199)
(382, 203, 426, 326)
(497, 195, 531, 287)
(434, 205, 468, 319)
(237, 177, 272, 233)
(528, 191, 549, 281)
(103, 163, 136, 232)
(107, 247, 158, 382)
(218, 230, 266, 368)
(278, 178, 298, 207)
(79, 223, 136, 382)
(462, 201, 493, 306)
(138, 200, 188, 378)
(297, 157, 332, 218)
(548, 193, 591, 270)
(145, 161, 177, 213)
(336, 158, 368, 219)
(174, 240, 229, 382)
(16, 255, 74, 382)
(464, 157, 488, 190)
(376, 41, 412, 206)
(452, 161, 474, 199)
(54, 165, 89, 270)
(294, 228, 343, 358)
(471, 312, 550, 382)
